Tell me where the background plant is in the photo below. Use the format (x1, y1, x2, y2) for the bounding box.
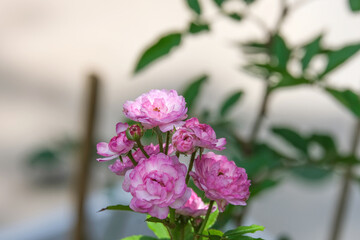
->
(131, 0, 360, 239)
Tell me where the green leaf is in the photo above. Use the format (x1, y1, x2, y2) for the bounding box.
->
(349, 0, 360, 12)
(186, 0, 201, 14)
(242, 42, 268, 54)
(228, 237, 264, 240)
(272, 127, 308, 155)
(205, 208, 219, 230)
(224, 224, 265, 237)
(220, 91, 243, 117)
(98, 204, 133, 212)
(182, 75, 208, 114)
(28, 149, 60, 167)
(189, 22, 210, 34)
(272, 73, 310, 89)
(291, 165, 331, 181)
(243, 0, 256, 4)
(205, 229, 224, 240)
(213, 0, 226, 7)
(320, 43, 360, 78)
(228, 13, 242, 21)
(146, 216, 170, 239)
(325, 87, 360, 117)
(271, 34, 291, 70)
(134, 33, 182, 73)
(301, 35, 322, 71)
(121, 236, 159, 240)
(308, 134, 338, 161)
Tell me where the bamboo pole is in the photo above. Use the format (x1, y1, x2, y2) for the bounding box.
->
(74, 73, 99, 240)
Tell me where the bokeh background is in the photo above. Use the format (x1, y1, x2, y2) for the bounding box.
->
(1, 0, 360, 239)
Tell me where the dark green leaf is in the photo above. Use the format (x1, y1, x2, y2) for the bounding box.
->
(220, 91, 243, 117)
(98, 204, 133, 212)
(242, 42, 268, 54)
(205, 208, 219, 230)
(349, 0, 360, 12)
(213, 0, 226, 7)
(189, 22, 210, 34)
(134, 33, 182, 73)
(291, 165, 331, 181)
(186, 0, 201, 14)
(228, 13, 242, 21)
(325, 87, 360, 117)
(182, 75, 208, 114)
(271, 34, 291, 70)
(146, 216, 170, 238)
(121, 236, 159, 240)
(272, 73, 310, 89)
(145, 217, 164, 223)
(28, 149, 60, 167)
(224, 224, 265, 237)
(272, 127, 308, 155)
(301, 35, 322, 71)
(243, 0, 256, 4)
(320, 43, 360, 78)
(308, 134, 338, 161)
(227, 237, 264, 240)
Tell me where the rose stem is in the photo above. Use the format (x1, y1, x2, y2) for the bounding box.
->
(155, 127, 164, 152)
(330, 119, 360, 240)
(196, 200, 215, 240)
(135, 139, 150, 158)
(176, 151, 180, 158)
(185, 150, 197, 184)
(165, 131, 171, 155)
(170, 208, 176, 224)
(127, 151, 137, 166)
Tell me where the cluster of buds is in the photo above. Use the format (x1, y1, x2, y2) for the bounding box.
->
(97, 89, 250, 220)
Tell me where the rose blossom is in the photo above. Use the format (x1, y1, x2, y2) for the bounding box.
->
(108, 143, 174, 176)
(190, 152, 250, 212)
(96, 122, 134, 162)
(172, 128, 197, 154)
(123, 153, 191, 219)
(184, 118, 226, 151)
(123, 89, 188, 132)
(176, 189, 215, 217)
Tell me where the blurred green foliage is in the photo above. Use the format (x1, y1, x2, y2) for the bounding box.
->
(132, 0, 360, 238)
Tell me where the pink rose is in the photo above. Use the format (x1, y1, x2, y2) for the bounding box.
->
(96, 122, 134, 162)
(172, 128, 197, 154)
(123, 153, 191, 219)
(108, 143, 174, 176)
(176, 189, 215, 217)
(190, 152, 250, 212)
(123, 89, 188, 132)
(184, 118, 226, 151)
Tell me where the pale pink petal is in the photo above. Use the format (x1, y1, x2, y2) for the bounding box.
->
(170, 187, 191, 209)
(116, 122, 129, 134)
(148, 206, 169, 219)
(97, 142, 114, 157)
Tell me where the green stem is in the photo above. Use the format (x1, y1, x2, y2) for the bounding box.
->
(170, 208, 176, 225)
(165, 131, 170, 155)
(136, 139, 150, 158)
(197, 200, 215, 240)
(185, 150, 197, 184)
(176, 151, 180, 158)
(155, 127, 164, 152)
(127, 151, 137, 166)
(329, 120, 360, 240)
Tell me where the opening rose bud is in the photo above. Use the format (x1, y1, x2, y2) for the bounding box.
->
(126, 123, 144, 141)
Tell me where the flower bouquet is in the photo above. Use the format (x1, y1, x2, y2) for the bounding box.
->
(97, 89, 265, 240)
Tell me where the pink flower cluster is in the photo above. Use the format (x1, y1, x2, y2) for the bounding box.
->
(190, 152, 251, 212)
(97, 89, 250, 219)
(172, 118, 226, 154)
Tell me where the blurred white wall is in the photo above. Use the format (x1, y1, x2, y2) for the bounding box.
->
(0, 0, 360, 239)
